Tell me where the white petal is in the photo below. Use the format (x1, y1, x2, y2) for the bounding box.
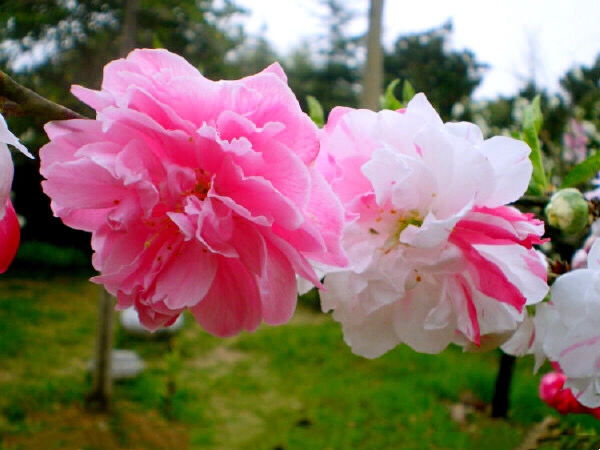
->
(0, 113, 33, 158)
(445, 121, 484, 145)
(587, 239, 600, 270)
(393, 281, 455, 354)
(477, 136, 532, 207)
(0, 144, 13, 218)
(501, 313, 534, 357)
(550, 269, 595, 326)
(337, 303, 401, 359)
(405, 93, 444, 127)
(361, 147, 413, 207)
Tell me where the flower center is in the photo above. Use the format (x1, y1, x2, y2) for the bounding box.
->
(182, 168, 212, 201)
(383, 209, 423, 252)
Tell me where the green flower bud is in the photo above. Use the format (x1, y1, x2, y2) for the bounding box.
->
(545, 188, 590, 235)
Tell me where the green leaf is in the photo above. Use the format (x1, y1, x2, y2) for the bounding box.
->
(561, 150, 600, 188)
(380, 79, 416, 111)
(152, 33, 164, 49)
(306, 95, 324, 128)
(522, 96, 548, 196)
(380, 79, 402, 110)
(402, 80, 416, 105)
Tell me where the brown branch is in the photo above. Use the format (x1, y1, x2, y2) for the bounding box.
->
(0, 69, 86, 121)
(514, 195, 550, 208)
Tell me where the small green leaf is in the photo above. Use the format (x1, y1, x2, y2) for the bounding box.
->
(402, 80, 416, 105)
(152, 33, 164, 49)
(522, 96, 547, 196)
(380, 79, 402, 110)
(306, 95, 324, 128)
(561, 150, 600, 189)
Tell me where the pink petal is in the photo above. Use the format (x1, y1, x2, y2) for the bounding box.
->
(155, 240, 218, 310)
(0, 200, 20, 273)
(190, 257, 262, 337)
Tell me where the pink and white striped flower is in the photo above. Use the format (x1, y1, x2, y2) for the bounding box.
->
(317, 94, 548, 357)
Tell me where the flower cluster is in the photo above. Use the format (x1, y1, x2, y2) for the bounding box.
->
(40, 49, 550, 358)
(40, 49, 346, 336)
(316, 95, 548, 357)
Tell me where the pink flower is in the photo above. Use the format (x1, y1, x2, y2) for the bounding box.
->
(40, 49, 346, 336)
(0, 113, 31, 273)
(562, 119, 589, 163)
(317, 94, 548, 357)
(540, 368, 600, 419)
(571, 233, 597, 270)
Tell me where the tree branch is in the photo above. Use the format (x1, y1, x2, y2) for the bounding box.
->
(0, 70, 86, 121)
(514, 195, 550, 208)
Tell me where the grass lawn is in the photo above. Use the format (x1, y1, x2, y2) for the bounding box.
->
(1, 267, 600, 449)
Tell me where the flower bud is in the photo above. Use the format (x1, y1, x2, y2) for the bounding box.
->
(545, 188, 589, 235)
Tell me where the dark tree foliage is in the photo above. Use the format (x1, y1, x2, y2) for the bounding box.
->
(384, 20, 486, 120)
(0, 0, 246, 104)
(0, 0, 247, 248)
(229, 29, 280, 78)
(560, 55, 600, 122)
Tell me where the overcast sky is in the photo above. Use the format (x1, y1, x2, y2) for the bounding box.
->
(235, 0, 600, 99)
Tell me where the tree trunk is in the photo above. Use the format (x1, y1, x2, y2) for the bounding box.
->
(491, 352, 516, 418)
(121, 0, 138, 56)
(85, 289, 115, 412)
(360, 0, 384, 110)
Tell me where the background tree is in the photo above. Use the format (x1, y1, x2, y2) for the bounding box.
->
(0, 0, 247, 107)
(285, 0, 361, 115)
(384, 20, 486, 120)
(560, 55, 600, 124)
(227, 26, 280, 78)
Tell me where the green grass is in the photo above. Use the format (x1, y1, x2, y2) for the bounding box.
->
(1, 271, 600, 449)
(10, 241, 93, 276)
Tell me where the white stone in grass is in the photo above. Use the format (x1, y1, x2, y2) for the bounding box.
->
(87, 349, 145, 380)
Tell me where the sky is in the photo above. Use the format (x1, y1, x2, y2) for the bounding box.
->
(235, 0, 600, 100)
